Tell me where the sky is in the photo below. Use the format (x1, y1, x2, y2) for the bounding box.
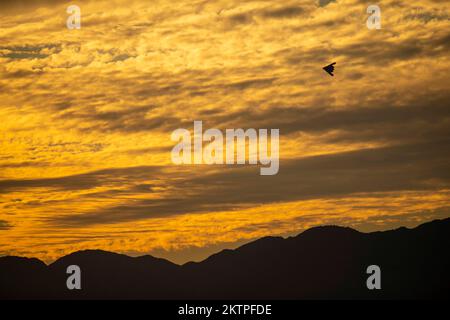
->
(0, 0, 449, 264)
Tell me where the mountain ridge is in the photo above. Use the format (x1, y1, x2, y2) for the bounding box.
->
(5, 220, 440, 267)
(1, 218, 449, 299)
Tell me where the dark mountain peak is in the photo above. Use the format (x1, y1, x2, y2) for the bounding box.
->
(414, 217, 450, 230)
(49, 249, 180, 274)
(56, 249, 124, 259)
(300, 224, 360, 234)
(50, 249, 131, 269)
(292, 224, 362, 242)
(0, 255, 46, 269)
(0, 256, 49, 300)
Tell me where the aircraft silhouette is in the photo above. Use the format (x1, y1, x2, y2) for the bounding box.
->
(323, 62, 336, 76)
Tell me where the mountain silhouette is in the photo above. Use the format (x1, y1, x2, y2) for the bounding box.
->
(1, 218, 449, 299)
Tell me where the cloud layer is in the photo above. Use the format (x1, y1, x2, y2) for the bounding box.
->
(0, 0, 449, 263)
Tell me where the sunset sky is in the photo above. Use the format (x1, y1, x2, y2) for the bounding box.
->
(1, 0, 449, 264)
